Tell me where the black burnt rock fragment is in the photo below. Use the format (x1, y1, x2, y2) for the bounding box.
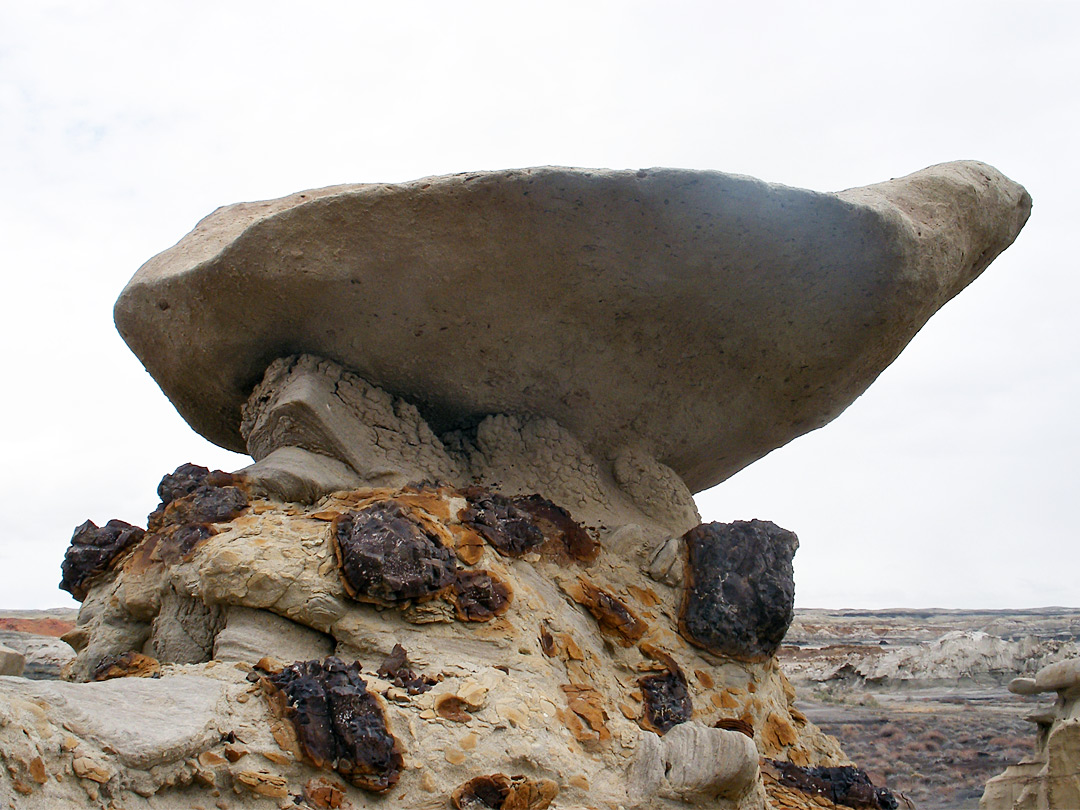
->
(149, 463, 249, 530)
(678, 520, 798, 660)
(173, 484, 248, 524)
(459, 488, 545, 557)
(266, 657, 403, 793)
(157, 462, 211, 504)
(768, 760, 898, 810)
(332, 501, 458, 605)
(376, 644, 438, 695)
(153, 523, 218, 565)
(638, 645, 692, 735)
(60, 519, 146, 600)
(451, 569, 513, 621)
(513, 495, 599, 562)
(451, 773, 559, 810)
(453, 773, 510, 809)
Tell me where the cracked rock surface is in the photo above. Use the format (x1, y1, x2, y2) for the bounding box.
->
(9, 472, 854, 808)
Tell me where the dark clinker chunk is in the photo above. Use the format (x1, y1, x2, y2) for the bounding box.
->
(60, 519, 146, 600)
(332, 501, 458, 606)
(678, 520, 798, 661)
(266, 657, 403, 793)
(376, 644, 438, 695)
(638, 646, 692, 735)
(149, 462, 249, 530)
(451, 773, 559, 810)
(451, 569, 513, 622)
(160, 484, 249, 527)
(513, 495, 599, 562)
(459, 488, 545, 557)
(768, 760, 899, 810)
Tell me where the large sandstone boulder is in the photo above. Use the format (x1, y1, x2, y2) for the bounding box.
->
(114, 162, 1030, 494)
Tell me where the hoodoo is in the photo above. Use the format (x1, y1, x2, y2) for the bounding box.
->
(0, 162, 1029, 810)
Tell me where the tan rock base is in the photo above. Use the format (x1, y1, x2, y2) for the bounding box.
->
(21, 485, 854, 809)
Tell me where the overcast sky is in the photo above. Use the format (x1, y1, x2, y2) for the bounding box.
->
(2, 1, 1076, 610)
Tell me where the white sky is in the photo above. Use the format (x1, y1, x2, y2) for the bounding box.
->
(1, 1, 1076, 610)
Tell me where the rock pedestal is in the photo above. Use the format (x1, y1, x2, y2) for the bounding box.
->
(30, 364, 852, 808)
(981, 660, 1080, 808)
(0, 162, 1032, 809)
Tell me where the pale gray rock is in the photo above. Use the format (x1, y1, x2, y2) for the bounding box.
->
(62, 582, 151, 682)
(115, 162, 1030, 495)
(0, 643, 24, 677)
(629, 722, 762, 805)
(662, 723, 761, 801)
(1035, 658, 1080, 693)
(646, 535, 684, 587)
(212, 605, 333, 664)
(982, 658, 1080, 808)
(0, 631, 74, 679)
(0, 673, 224, 768)
(1010, 676, 1040, 696)
(454, 412, 610, 513)
(785, 630, 1080, 690)
(612, 446, 700, 532)
(236, 354, 701, 534)
(239, 446, 363, 503)
(242, 354, 464, 488)
(148, 584, 222, 664)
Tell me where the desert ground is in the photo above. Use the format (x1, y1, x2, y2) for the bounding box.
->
(780, 608, 1080, 809)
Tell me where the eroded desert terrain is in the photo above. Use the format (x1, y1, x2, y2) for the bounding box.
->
(780, 608, 1080, 809)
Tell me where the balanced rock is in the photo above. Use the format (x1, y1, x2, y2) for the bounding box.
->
(25, 160, 1031, 810)
(115, 162, 1030, 498)
(981, 656, 1080, 809)
(1033, 659, 1080, 694)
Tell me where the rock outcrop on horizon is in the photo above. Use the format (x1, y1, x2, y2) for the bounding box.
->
(0, 162, 1031, 809)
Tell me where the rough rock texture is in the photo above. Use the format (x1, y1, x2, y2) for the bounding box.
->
(762, 760, 897, 809)
(24, 476, 856, 809)
(679, 521, 799, 661)
(451, 772, 560, 809)
(0, 644, 24, 677)
(212, 605, 334, 664)
(115, 163, 1030, 495)
(0, 630, 74, 679)
(26, 160, 1030, 808)
(981, 657, 1080, 808)
(261, 657, 404, 792)
(234, 354, 701, 540)
(331, 500, 459, 605)
(60, 519, 145, 600)
(786, 629, 1080, 691)
(780, 608, 1080, 694)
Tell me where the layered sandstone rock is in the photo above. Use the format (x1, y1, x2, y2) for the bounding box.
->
(6, 463, 855, 809)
